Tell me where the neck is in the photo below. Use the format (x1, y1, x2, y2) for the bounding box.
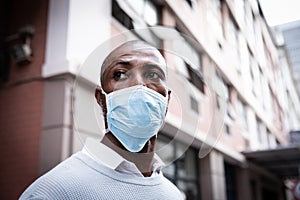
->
(101, 133, 156, 177)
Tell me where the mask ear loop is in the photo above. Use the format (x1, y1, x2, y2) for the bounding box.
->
(102, 128, 110, 134)
(98, 82, 110, 133)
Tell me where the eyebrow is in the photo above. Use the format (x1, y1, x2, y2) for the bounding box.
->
(113, 61, 166, 73)
(110, 60, 132, 68)
(117, 61, 131, 65)
(104, 61, 167, 79)
(106, 61, 133, 72)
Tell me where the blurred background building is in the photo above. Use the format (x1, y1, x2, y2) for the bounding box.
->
(276, 20, 300, 97)
(272, 20, 300, 147)
(1, 0, 300, 199)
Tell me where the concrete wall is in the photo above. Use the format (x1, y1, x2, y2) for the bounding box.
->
(200, 150, 226, 200)
(38, 0, 112, 174)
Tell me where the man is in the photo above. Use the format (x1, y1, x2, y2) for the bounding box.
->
(20, 40, 184, 199)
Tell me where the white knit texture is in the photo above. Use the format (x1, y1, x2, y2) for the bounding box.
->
(19, 152, 184, 200)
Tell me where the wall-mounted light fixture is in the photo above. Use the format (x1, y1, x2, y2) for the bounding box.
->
(6, 25, 35, 66)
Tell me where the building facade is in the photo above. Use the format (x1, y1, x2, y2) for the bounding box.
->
(1, 0, 300, 199)
(277, 20, 300, 96)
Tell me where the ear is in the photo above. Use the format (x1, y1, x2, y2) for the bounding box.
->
(95, 85, 107, 114)
(165, 89, 172, 115)
(95, 86, 108, 128)
(167, 89, 171, 103)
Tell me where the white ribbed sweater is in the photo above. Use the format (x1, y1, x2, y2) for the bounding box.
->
(19, 152, 183, 200)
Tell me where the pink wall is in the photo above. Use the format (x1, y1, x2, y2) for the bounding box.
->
(0, 0, 48, 199)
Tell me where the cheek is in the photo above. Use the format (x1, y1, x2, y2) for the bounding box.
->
(111, 80, 133, 91)
(156, 81, 168, 97)
(147, 84, 168, 97)
(102, 78, 128, 93)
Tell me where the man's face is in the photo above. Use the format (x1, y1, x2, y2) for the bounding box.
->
(101, 42, 168, 97)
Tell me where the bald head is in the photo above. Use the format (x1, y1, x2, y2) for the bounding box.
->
(100, 40, 167, 86)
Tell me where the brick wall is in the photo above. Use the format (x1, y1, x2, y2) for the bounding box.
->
(0, 0, 48, 199)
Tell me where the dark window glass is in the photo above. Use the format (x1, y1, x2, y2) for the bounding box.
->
(186, 62, 204, 93)
(112, 0, 134, 29)
(190, 96, 199, 114)
(157, 134, 201, 200)
(224, 162, 237, 200)
(0, 0, 10, 82)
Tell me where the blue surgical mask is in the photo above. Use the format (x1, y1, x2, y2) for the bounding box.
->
(105, 85, 168, 152)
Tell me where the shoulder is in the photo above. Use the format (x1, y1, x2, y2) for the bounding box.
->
(19, 152, 102, 199)
(159, 175, 185, 200)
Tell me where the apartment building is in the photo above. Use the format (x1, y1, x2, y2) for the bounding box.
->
(1, 0, 300, 199)
(277, 20, 300, 95)
(273, 22, 300, 138)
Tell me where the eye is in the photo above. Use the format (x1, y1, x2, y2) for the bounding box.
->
(113, 71, 127, 81)
(146, 72, 161, 80)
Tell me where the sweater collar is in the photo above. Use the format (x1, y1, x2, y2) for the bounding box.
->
(82, 137, 164, 177)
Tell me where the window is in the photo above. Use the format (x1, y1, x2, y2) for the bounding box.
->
(186, 62, 204, 93)
(173, 48, 204, 94)
(224, 84, 233, 135)
(245, 5, 254, 34)
(190, 95, 200, 114)
(143, 1, 159, 25)
(112, 0, 161, 27)
(227, 18, 237, 46)
(225, 124, 231, 135)
(267, 131, 276, 148)
(237, 98, 248, 131)
(216, 94, 221, 109)
(216, 90, 225, 112)
(172, 33, 204, 94)
(0, 0, 10, 82)
(257, 120, 267, 147)
(224, 162, 237, 200)
(112, 0, 134, 29)
(215, 72, 231, 114)
(185, 0, 193, 8)
(206, 0, 223, 41)
(157, 134, 200, 200)
(252, 13, 258, 45)
(226, 17, 240, 66)
(250, 180, 258, 200)
(174, 25, 202, 78)
(259, 70, 265, 109)
(257, 120, 262, 143)
(112, 0, 161, 47)
(224, 83, 235, 120)
(0, 42, 9, 82)
(249, 55, 258, 96)
(235, 0, 245, 21)
(125, 0, 160, 26)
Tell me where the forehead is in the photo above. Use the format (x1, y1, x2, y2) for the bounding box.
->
(101, 42, 167, 76)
